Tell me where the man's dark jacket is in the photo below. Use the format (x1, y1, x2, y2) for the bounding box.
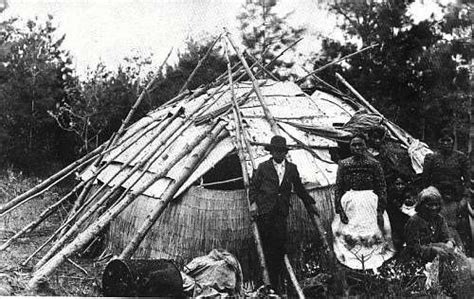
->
(249, 159, 315, 217)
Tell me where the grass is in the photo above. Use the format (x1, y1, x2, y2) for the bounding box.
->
(298, 235, 473, 297)
(0, 168, 103, 296)
(0, 168, 472, 297)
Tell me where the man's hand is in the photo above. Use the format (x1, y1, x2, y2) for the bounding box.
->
(445, 240, 454, 249)
(249, 202, 258, 219)
(377, 211, 384, 232)
(307, 204, 319, 217)
(340, 210, 349, 224)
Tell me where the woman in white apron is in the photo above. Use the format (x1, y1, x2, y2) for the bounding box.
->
(332, 133, 395, 270)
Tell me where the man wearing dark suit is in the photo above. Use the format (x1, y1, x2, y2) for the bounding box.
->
(249, 135, 317, 291)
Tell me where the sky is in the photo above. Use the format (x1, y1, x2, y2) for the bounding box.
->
(1, 0, 452, 76)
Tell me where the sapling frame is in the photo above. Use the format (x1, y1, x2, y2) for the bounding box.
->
(34, 109, 192, 269)
(119, 122, 228, 258)
(28, 120, 228, 289)
(0, 179, 88, 252)
(0, 145, 105, 216)
(22, 117, 172, 263)
(32, 64, 241, 270)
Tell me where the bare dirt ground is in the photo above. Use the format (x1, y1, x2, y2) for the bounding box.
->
(0, 170, 103, 296)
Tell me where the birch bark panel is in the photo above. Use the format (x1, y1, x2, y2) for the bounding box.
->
(311, 90, 355, 121)
(120, 109, 170, 141)
(95, 165, 173, 198)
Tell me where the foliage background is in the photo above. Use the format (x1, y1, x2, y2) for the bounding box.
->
(0, 0, 471, 174)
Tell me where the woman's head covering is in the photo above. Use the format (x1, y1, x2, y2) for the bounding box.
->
(415, 186, 442, 212)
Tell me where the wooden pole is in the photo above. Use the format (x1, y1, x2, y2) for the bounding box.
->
(106, 85, 232, 215)
(25, 79, 219, 266)
(119, 122, 228, 258)
(178, 34, 222, 95)
(296, 44, 379, 84)
(72, 110, 181, 210)
(228, 30, 308, 291)
(0, 180, 88, 252)
(20, 187, 124, 267)
(164, 65, 246, 109)
(206, 34, 299, 89)
(225, 45, 306, 294)
(224, 45, 271, 286)
(56, 116, 175, 240)
(112, 47, 174, 144)
(194, 36, 304, 125)
(224, 30, 280, 135)
(19, 120, 165, 264)
(300, 65, 346, 97)
(284, 255, 305, 299)
(244, 50, 279, 81)
(277, 124, 332, 184)
(61, 179, 94, 235)
(194, 81, 266, 125)
(35, 86, 220, 268)
(0, 117, 154, 218)
(61, 133, 119, 234)
(212, 59, 243, 86)
(0, 145, 105, 217)
(28, 120, 228, 289)
(56, 113, 178, 239)
(34, 110, 185, 269)
(335, 73, 410, 147)
(262, 37, 303, 71)
(227, 32, 339, 294)
(57, 118, 167, 232)
(164, 34, 302, 110)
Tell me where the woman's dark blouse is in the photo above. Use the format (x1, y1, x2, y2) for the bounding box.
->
(334, 155, 387, 214)
(404, 213, 453, 261)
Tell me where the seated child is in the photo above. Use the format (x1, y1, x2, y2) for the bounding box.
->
(386, 176, 412, 251)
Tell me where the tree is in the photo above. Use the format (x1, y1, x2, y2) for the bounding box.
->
(51, 36, 227, 155)
(149, 37, 228, 107)
(0, 16, 76, 173)
(237, 0, 305, 80)
(310, 1, 471, 148)
(51, 55, 153, 155)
